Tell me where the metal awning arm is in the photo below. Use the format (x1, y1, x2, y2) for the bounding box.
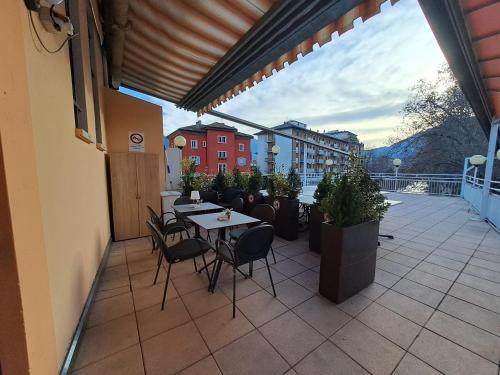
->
(207, 110, 350, 156)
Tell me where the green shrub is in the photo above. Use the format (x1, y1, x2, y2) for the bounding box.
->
(247, 166, 263, 194)
(286, 168, 302, 200)
(266, 170, 288, 198)
(213, 170, 227, 191)
(313, 172, 334, 203)
(320, 156, 388, 227)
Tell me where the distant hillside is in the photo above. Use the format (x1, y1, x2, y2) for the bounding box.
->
(366, 135, 424, 172)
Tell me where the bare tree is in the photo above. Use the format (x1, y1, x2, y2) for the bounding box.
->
(390, 65, 487, 173)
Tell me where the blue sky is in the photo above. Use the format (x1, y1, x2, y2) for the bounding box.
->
(120, 0, 446, 148)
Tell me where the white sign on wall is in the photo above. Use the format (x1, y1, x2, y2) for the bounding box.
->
(128, 132, 145, 152)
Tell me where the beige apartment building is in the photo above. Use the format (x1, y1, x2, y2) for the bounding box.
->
(256, 121, 363, 174)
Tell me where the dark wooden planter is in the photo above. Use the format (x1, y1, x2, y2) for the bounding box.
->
(243, 192, 263, 215)
(319, 221, 379, 303)
(266, 197, 299, 241)
(308, 204, 324, 253)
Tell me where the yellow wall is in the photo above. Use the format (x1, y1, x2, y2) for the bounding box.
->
(1, 0, 111, 371)
(104, 88, 166, 190)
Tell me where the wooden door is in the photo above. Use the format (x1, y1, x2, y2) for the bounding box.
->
(136, 153, 160, 236)
(109, 153, 140, 240)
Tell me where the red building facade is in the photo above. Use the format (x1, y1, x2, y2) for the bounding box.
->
(168, 121, 252, 174)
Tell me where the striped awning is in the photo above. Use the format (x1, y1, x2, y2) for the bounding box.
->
(106, 0, 397, 113)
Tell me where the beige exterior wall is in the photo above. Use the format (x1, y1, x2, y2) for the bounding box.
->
(104, 88, 166, 190)
(1, 1, 112, 372)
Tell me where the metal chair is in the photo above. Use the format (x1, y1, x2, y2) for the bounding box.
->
(210, 224, 276, 317)
(146, 220, 212, 310)
(146, 205, 187, 251)
(229, 204, 277, 263)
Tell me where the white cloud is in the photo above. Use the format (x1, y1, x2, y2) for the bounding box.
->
(120, 0, 445, 147)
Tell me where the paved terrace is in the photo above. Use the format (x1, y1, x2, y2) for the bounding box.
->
(70, 193, 500, 375)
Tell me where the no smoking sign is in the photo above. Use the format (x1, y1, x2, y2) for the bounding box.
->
(128, 131, 145, 152)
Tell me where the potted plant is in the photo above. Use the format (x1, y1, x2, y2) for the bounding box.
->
(319, 158, 389, 303)
(179, 159, 197, 195)
(243, 166, 263, 214)
(267, 168, 302, 241)
(309, 172, 334, 253)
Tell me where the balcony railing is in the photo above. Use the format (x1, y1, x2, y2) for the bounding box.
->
(369, 173, 463, 196)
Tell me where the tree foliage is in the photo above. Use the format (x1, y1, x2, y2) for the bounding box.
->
(388, 65, 487, 173)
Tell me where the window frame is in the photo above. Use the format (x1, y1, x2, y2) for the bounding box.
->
(191, 140, 198, 149)
(218, 150, 227, 160)
(218, 163, 227, 173)
(217, 135, 227, 144)
(189, 155, 201, 165)
(238, 143, 245, 151)
(202, 140, 207, 148)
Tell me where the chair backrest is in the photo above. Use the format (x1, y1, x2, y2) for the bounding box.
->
(231, 197, 244, 213)
(235, 224, 274, 264)
(174, 196, 191, 205)
(146, 219, 170, 260)
(250, 204, 275, 224)
(221, 188, 242, 203)
(147, 205, 162, 225)
(200, 190, 218, 203)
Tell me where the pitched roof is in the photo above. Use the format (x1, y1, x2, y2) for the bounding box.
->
(167, 122, 253, 138)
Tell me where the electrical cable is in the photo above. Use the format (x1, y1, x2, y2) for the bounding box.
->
(27, 9, 77, 54)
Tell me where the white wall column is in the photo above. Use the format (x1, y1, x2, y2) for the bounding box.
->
(480, 119, 499, 219)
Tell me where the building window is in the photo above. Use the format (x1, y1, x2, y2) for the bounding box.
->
(237, 157, 246, 166)
(218, 163, 227, 173)
(191, 140, 198, 149)
(239, 143, 245, 151)
(218, 151, 227, 160)
(202, 140, 207, 148)
(217, 136, 227, 144)
(189, 155, 201, 165)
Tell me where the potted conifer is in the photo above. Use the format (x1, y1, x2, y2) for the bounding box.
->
(309, 172, 334, 253)
(267, 168, 302, 240)
(319, 158, 388, 303)
(243, 166, 263, 214)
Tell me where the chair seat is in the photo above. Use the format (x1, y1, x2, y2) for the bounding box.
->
(229, 227, 246, 240)
(169, 238, 212, 262)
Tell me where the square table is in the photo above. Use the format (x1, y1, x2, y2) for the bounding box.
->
(187, 211, 260, 240)
(174, 202, 223, 238)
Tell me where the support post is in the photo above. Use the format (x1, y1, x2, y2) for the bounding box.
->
(303, 142, 307, 187)
(480, 119, 499, 219)
(461, 157, 469, 197)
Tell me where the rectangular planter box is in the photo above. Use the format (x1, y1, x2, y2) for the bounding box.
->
(266, 197, 299, 241)
(308, 204, 324, 253)
(243, 192, 263, 215)
(319, 221, 379, 303)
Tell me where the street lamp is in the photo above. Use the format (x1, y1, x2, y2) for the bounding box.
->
(496, 149, 500, 160)
(325, 158, 333, 172)
(393, 158, 402, 177)
(271, 145, 280, 172)
(470, 154, 486, 187)
(173, 135, 187, 150)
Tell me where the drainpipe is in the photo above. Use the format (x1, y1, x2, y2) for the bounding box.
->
(480, 119, 500, 219)
(110, 0, 130, 88)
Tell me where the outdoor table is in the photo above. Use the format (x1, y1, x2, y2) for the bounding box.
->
(174, 202, 223, 237)
(187, 212, 260, 288)
(187, 211, 260, 241)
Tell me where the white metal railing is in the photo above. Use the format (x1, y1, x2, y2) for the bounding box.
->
(465, 175, 500, 195)
(369, 173, 463, 196)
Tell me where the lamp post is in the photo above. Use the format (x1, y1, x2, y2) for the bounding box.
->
(469, 154, 487, 187)
(325, 158, 333, 172)
(497, 149, 500, 160)
(271, 145, 280, 173)
(392, 159, 402, 192)
(174, 135, 187, 180)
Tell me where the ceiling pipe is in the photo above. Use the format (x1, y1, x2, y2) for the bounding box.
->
(110, 0, 131, 88)
(207, 110, 350, 156)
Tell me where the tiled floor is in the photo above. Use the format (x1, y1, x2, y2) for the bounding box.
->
(71, 193, 500, 374)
